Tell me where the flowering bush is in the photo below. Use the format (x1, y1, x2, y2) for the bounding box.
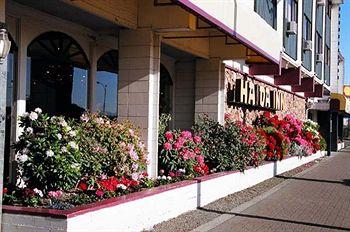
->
(158, 129, 209, 179)
(302, 119, 323, 153)
(193, 115, 265, 172)
(258, 126, 289, 161)
(7, 110, 151, 208)
(13, 108, 81, 192)
(231, 121, 266, 167)
(75, 113, 147, 182)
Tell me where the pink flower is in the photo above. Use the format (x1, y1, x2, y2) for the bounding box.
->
(194, 147, 201, 154)
(169, 171, 175, 177)
(48, 190, 63, 199)
(96, 189, 104, 197)
(193, 136, 202, 143)
(173, 142, 182, 150)
(129, 146, 139, 161)
(165, 131, 173, 140)
(181, 131, 192, 139)
(196, 155, 205, 164)
(129, 129, 135, 137)
(164, 142, 172, 151)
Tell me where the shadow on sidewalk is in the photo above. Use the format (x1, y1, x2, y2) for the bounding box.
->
(275, 175, 350, 186)
(198, 208, 350, 231)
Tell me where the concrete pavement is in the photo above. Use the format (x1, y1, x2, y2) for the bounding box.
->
(193, 151, 350, 232)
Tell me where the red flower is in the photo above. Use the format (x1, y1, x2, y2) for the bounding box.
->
(3, 188, 8, 194)
(96, 189, 104, 197)
(78, 182, 88, 191)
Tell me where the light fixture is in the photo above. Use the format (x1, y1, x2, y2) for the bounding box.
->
(0, 23, 11, 64)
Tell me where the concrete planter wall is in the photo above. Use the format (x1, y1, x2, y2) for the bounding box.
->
(2, 151, 325, 232)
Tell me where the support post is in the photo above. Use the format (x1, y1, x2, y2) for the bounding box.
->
(0, 0, 7, 225)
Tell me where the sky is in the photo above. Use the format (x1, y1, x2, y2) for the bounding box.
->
(341, 1, 350, 84)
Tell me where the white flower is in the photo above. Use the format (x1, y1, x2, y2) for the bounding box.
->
(68, 141, 78, 150)
(161, 175, 167, 180)
(167, 176, 172, 180)
(26, 127, 33, 134)
(23, 112, 29, 117)
(157, 176, 161, 180)
(18, 154, 28, 162)
(64, 126, 71, 132)
(68, 130, 76, 137)
(29, 112, 38, 121)
(61, 146, 68, 153)
(57, 133, 62, 140)
(131, 173, 139, 181)
(59, 120, 68, 127)
(117, 184, 127, 190)
(33, 188, 44, 197)
(16, 178, 27, 188)
(46, 150, 54, 157)
(34, 108, 42, 114)
(22, 148, 29, 155)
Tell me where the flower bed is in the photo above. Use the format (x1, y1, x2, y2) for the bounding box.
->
(2, 151, 325, 232)
(2, 109, 327, 231)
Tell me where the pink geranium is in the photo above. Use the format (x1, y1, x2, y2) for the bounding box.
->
(165, 131, 173, 140)
(193, 136, 201, 143)
(164, 142, 172, 151)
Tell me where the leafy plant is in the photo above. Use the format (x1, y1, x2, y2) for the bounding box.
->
(13, 108, 81, 192)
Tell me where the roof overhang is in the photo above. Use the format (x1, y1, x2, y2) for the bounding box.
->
(172, 0, 281, 68)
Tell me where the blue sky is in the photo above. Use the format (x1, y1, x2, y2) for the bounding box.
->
(341, 1, 350, 84)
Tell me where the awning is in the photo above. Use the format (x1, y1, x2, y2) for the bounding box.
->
(330, 93, 350, 114)
(172, 0, 281, 67)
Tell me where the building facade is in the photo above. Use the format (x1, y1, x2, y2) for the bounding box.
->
(0, 0, 345, 189)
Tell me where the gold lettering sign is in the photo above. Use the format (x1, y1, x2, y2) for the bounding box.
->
(233, 77, 286, 111)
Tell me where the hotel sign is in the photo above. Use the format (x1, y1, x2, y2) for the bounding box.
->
(228, 78, 286, 111)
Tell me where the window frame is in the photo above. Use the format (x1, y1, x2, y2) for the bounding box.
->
(254, 0, 278, 29)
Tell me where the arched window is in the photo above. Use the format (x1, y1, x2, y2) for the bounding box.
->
(26, 31, 90, 118)
(159, 64, 173, 115)
(96, 50, 118, 117)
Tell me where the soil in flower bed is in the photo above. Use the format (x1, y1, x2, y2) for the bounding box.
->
(147, 157, 325, 232)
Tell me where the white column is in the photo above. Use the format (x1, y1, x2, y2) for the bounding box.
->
(118, 29, 160, 178)
(195, 58, 225, 124)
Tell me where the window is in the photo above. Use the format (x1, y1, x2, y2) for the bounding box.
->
(325, 45, 330, 66)
(315, 32, 323, 54)
(27, 31, 90, 118)
(303, 15, 312, 41)
(96, 50, 118, 117)
(159, 64, 173, 116)
(255, 0, 277, 29)
(284, 0, 298, 22)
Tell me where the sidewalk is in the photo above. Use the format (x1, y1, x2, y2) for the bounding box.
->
(194, 151, 350, 232)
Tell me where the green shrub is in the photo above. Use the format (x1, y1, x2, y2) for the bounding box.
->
(13, 108, 81, 192)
